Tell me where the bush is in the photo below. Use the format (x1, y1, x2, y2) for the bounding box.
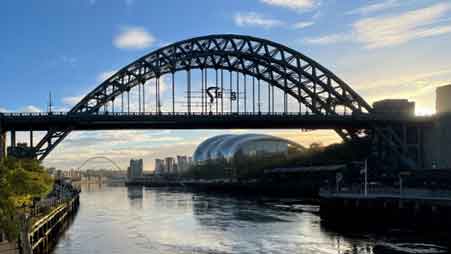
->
(0, 157, 53, 240)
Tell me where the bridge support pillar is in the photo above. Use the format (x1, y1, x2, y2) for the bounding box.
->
(0, 128, 6, 160)
(10, 130, 15, 148)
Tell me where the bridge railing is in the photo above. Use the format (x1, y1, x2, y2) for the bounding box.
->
(1, 110, 366, 117)
(1, 111, 434, 124)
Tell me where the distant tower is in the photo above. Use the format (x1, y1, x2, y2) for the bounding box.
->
(436, 84, 451, 114)
(48, 92, 53, 113)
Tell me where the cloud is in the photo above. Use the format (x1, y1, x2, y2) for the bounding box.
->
(113, 26, 156, 50)
(97, 69, 117, 82)
(354, 2, 451, 49)
(42, 128, 342, 171)
(358, 67, 451, 92)
(260, 0, 318, 11)
(43, 130, 202, 170)
(234, 12, 284, 28)
(360, 68, 451, 108)
(20, 105, 42, 113)
(305, 33, 351, 45)
(62, 96, 84, 107)
(293, 21, 314, 29)
(305, 2, 451, 49)
(0, 105, 46, 113)
(61, 70, 171, 112)
(346, 0, 401, 16)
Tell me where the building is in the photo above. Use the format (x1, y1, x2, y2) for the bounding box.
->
(127, 159, 143, 179)
(176, 155, 189, 172)
(436, 84, 451, 114)
(373, 99, 415, 117)
(193, 134, 305, 164)
(154, 159, 166, 174)
(165, 157, 175, 174)
(422, 84, 451, 169)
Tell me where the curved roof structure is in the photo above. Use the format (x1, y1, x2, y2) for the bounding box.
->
(193, 134, 304, 162)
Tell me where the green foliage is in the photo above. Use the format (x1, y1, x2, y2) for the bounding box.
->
(0, 157, 53, 240)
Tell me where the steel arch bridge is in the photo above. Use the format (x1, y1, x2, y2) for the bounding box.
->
(0, 34, 413, 168)
(76, 156, 123, 171)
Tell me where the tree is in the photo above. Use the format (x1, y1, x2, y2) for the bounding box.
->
(0, 158, 53, 240)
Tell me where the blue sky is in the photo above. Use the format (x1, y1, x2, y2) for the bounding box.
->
(1, 0, 451, 170)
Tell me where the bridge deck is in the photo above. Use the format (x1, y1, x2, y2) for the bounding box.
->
(0, 112, 434, 131)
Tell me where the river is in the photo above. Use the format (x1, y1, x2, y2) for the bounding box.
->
(53, 184, 448, 254)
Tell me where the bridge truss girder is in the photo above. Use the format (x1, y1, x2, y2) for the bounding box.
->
(30, 34, 414, 169)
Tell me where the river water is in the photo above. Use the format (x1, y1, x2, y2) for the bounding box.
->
(53, 184, 448, 254)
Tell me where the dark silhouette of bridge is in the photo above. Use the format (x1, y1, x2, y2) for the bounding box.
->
(0, 34, 425, 169)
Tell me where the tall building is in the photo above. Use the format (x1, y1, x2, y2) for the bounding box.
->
(127, 159, 143, 179)
(165, 157, 176, 174)
(177, 155, 188, 172)
(436, 84, 451, 114)
(154, 159, 166, 174)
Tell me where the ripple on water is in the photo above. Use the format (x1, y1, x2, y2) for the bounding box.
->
(53, 186, 446, 254)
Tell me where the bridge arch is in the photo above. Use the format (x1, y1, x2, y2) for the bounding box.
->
(35, 34, 373, 161)
(76, 156, 123, 171)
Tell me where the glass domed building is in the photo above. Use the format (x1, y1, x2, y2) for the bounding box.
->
(193, 134, 305, 164)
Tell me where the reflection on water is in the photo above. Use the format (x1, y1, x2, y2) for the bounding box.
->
(53, 184, 446, 254)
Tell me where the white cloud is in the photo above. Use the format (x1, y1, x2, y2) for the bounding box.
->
(43, 130, 201, 170)
(234, 12, 284, 28)
(305, 33, 351, 45)
(0, 107, 9, 112)
(293, 21, 314, 29)
(346, 0, 401, 15)
(97, 69, 117, 82)
(260, 0, 318, 11)
(305, 2, 451, 49)
(42, 128, 341, 171)
(354, 2, 451, 49)
(113, 27, 156, 50)
(20, 105, 42, 113)
(62, 96, 84, 107)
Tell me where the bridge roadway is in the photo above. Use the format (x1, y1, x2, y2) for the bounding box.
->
(0, 112, 434, 131)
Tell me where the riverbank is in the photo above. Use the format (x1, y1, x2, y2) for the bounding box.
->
(0, 181, 80, 254)
(27, 194, 79, 254)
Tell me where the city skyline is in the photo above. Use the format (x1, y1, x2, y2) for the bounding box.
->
(1, 0, 451, 170)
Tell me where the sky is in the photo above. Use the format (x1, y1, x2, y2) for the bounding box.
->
(1, 0, 451, 171)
